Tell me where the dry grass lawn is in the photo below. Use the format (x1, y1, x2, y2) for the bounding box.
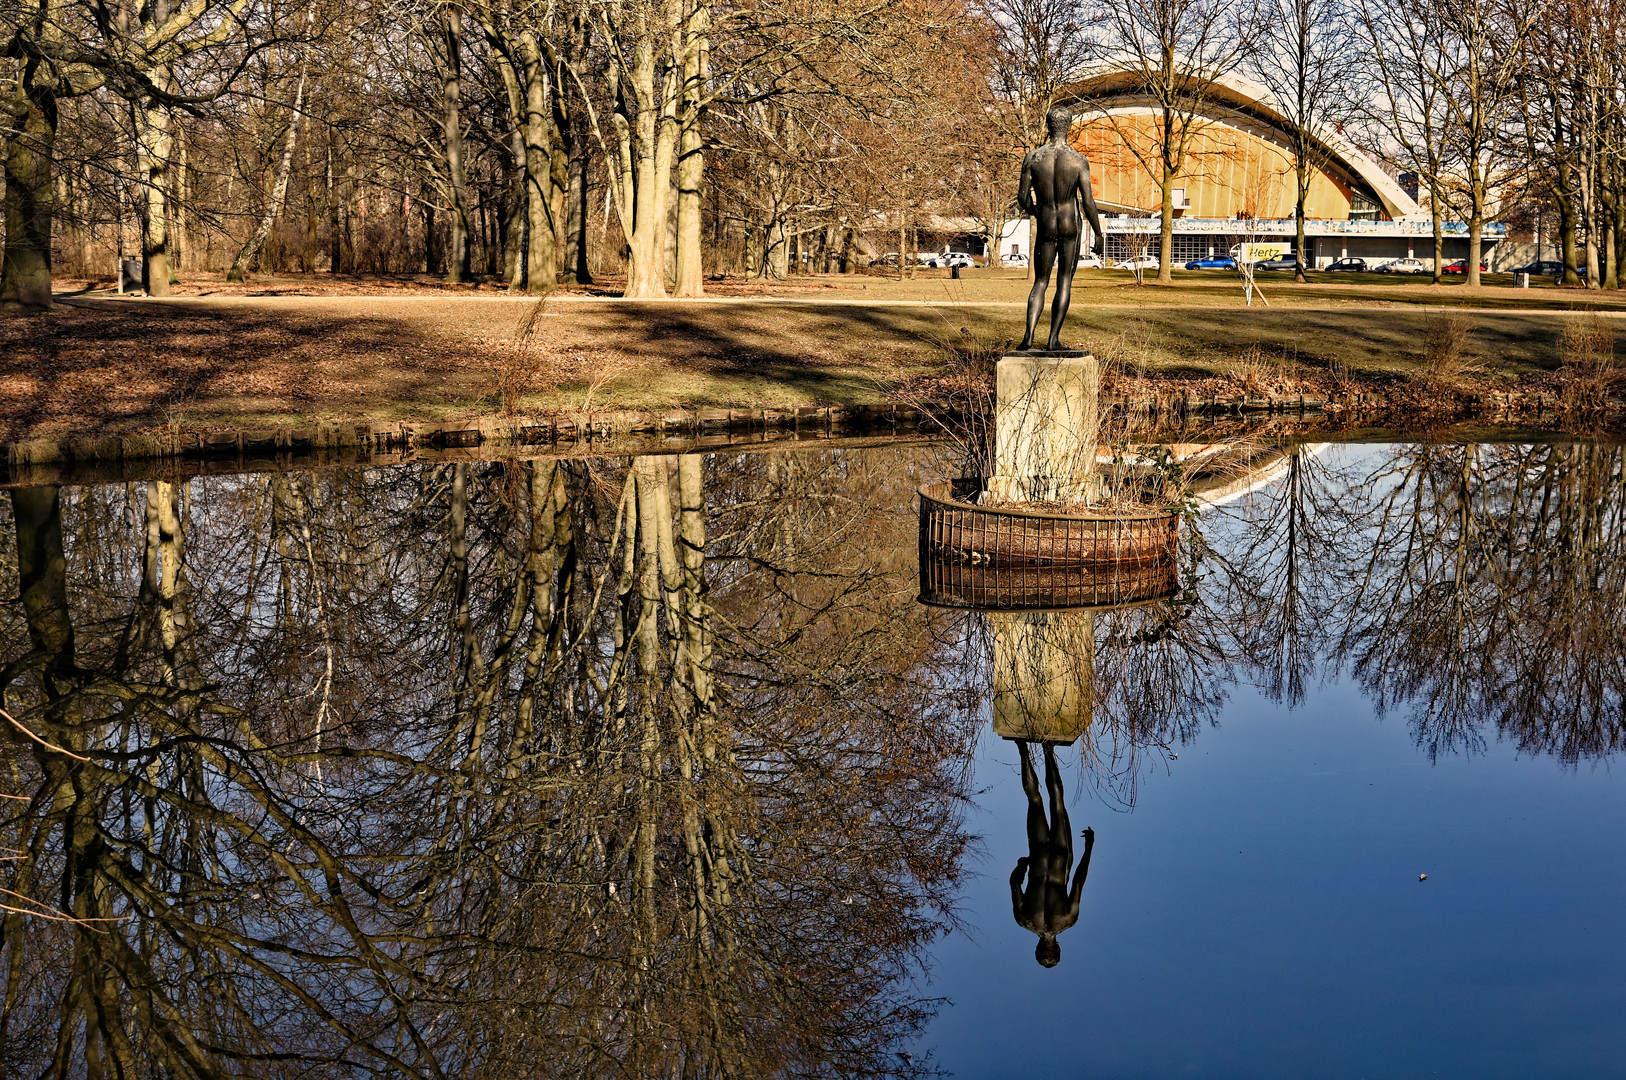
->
(1, 270, 1620, 442)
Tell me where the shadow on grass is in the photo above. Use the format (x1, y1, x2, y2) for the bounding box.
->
(5, 295, 1609, 440)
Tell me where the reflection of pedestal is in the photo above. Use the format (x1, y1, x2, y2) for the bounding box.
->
(990, 610, 1094, 744)
(985, 353, 1100, 505)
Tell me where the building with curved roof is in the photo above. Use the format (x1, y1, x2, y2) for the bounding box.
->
(998, 66, 1504, 269)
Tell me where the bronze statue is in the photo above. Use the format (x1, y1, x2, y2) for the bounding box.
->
(1016, 105, 1106, 353)
(1010, 740, 1095, 967)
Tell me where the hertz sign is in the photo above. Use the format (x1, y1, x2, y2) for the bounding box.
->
(1232, 243, 1288, 264)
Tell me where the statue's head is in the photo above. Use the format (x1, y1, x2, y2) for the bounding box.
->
(1045, 105, 1074, 140)
(1036, 934, 1061, 967)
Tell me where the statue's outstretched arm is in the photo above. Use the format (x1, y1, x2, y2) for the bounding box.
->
(1068, 827, 1095, 914)
(1080, 163, 1105, 255)
(1011, 858, 1030, 916)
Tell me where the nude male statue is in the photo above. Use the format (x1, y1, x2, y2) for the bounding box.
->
(1016, 105, 1106, 353)
(1010, 740, 1095, 967)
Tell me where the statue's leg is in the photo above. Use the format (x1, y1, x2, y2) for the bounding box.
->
(1047, 236, 1081, 350)
(1019, 238, 1058, 351)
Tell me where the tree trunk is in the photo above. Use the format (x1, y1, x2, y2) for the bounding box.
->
(443, 8, 472, 282)
(1613, 176, 1626, 291)
(672, 0, 709, 297)
(1467, 172, 1483, 289)
(1156, 165, 1174, 284)
(1429, 184, 1444, 285)
(303, 130, 317, 272)
(521, 35, 556, 294)
(1294, 162, 1308, 284)
(134, 99, 174, 294)
(609, 0, 680, 299)
(327, 136, 343, 273)
(228, 66, 308, 282)
(0, 81, 58, 311)
(487, 38, 530, 290)
(548, 58, 570, 281)
(1559, 185, 1580, 285)
(175, 123, 190, 275)
(505, 127, 527, 289)
(563, 126, 592, 284)
(1582, 161, 1601, 289)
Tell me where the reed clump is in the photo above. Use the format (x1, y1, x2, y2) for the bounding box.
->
(1557, 314, 1621, 414)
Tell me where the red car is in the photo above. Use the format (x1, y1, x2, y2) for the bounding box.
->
(1442, 259, 1489, 273)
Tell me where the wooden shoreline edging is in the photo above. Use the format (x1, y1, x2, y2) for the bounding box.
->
(1, 386, 1617, 487)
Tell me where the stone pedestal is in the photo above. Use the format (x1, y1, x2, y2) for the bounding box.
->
(990, 610, 1095, 744)
(985, 352, 1100, 505)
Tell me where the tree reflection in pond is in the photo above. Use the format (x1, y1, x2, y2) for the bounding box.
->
(0, 452, 976, 1078)
(1207, 441, 1626, 763)
(1, 438, 1623, 1076)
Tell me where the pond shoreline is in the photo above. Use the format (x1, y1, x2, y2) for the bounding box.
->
(3, 395, 1620, 489)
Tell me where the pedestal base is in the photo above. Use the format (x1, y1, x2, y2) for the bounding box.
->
(990, 610, 1094, 744)
(985, 352, 1100, 505)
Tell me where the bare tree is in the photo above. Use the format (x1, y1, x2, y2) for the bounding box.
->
(1247, 0, 1350, 281)
(1093, 0, 1257, 285)
(1, 0, 253, 309)
(1355, 0, 1452, 283)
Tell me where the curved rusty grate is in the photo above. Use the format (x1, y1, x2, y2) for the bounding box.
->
(917, 481, 1180, 570)
(918, 554, 1180, 612)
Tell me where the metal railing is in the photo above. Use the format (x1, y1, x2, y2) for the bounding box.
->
(918, 482, 1180, 569)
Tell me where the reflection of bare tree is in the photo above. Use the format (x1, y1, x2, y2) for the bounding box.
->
(1330, 443, 1626, 763)
(1204, 440, 1626, 764)
(1211, 446, 1350, 707)
(0, 449, 976, 1077)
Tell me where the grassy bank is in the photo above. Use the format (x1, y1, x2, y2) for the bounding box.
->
(1, 283, 1620, 443)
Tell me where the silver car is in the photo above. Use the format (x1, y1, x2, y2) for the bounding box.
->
(1376, 258, 1429, 275)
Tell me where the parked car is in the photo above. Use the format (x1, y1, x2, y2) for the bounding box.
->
(1076, 253, 1105, 269)
(1115, 254, 1160, 272)
(1442, 259, 1488, 273)
(1325, 257, 1367, 272)
(922, 252, 975, 269)
(1255, 253, 1304, 272)
(1509, 260, 1564, 277)
(1000, 253, 1029, 268)
(1185, 255, 1237, 270)
(1376, 258, 1429, 274)
(868, 253, 900, 267)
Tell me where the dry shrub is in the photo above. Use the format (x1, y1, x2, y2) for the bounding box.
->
(1094, 317, 1153, 383)
(906, 326, 1002, 479)
(1327, 352, 1353, 388)
(1417, 311, 1477, 388)
(1229, 343, 1297, 395)
(1558, 314, 1621, 413)
(494, 296, 580, 414)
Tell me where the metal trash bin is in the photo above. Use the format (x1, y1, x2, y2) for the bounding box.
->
(1515, 272, 1530, 289)
(119, 257, 142, 294)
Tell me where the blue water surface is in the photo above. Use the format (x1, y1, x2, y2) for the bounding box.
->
(920, 482, 1626, 1079)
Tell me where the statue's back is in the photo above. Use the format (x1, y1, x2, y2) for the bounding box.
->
(1026, 144, 1085, 239)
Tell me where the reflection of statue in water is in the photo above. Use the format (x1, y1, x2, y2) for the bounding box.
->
(1010, 740, 1095, 967)
(1016, 105, 1106, 353)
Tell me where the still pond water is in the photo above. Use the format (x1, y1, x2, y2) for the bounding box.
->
(1, 437, 1622, 1078)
